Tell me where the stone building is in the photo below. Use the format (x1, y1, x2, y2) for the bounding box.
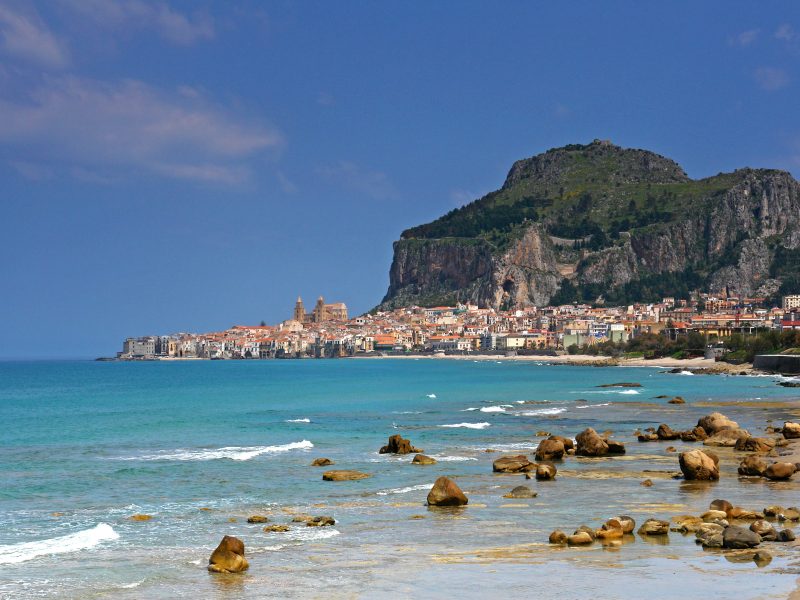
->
(293, 296, 348, 323)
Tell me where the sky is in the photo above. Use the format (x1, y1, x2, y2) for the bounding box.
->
(1, 1, 800, 359)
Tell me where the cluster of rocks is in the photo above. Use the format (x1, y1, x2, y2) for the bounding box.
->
(548, 515, 637, 546)
(379, 434, 421, 454)
(638, 412, 745, 444)
(492, 455, 558, 480)
(688, 500, 796, 551)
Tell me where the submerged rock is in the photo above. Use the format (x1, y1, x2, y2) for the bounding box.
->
(412, 453, 437, 465)
(379, 434, 421, 455)
(504, 485, 538, 499)
(129, 514, 152, 521)
(668, 396, 686, 404)
(246, 515, 269, 524)
(306, 516, 335, 527)
(427, 476, 468, 507)
(322, 470, 371, 481)
(311, 457, 334, 466)
(208, 535, 249, 574)
(263, 524, 290, 533)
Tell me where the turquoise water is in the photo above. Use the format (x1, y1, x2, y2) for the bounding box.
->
(1, 359, 799, 598)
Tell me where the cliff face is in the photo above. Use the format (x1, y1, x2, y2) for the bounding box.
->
(380, 142, 800, 309)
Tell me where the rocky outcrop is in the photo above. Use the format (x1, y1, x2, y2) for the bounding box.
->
(380, 142, 800, 310)
(322, 470, 370, 481)
(379, 434, 421, 455)
(679, 449, 719, 480)
(492, 455, 535, 473)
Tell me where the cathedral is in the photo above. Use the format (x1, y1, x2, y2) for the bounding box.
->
(293, 296, 348, 324)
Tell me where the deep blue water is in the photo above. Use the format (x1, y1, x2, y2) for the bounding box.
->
(1, 359, 799, 598)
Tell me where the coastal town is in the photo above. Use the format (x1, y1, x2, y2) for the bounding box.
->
(117, 293, 800, 360)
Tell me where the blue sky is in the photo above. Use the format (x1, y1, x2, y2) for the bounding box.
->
(1, 1, 799, 358)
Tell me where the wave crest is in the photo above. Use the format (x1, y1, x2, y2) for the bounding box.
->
(0, 523, 118, 565)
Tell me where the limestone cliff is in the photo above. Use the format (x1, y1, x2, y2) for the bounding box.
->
(380, 141, 800, 309)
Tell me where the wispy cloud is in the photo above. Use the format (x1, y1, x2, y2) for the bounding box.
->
(731, 28, 760, 47)
(754, 66, 789, 91)
(775, 23, 797, 42)
(276, 171, 297, 193)
(0, 75, 283, 183)
(62, 0, 214, 45)
(316, 161, 397, 200)
(0, 4, 69, 68)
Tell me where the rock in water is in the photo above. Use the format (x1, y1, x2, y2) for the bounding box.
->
(703, 428, 749, 447)
(679, 449, 719, 480)
(738, 455, 768, 476)
(504, 485, 538, 499)
(492, 455, 535, 473)
(734, 437, 775, 453)
(697, 412, 739, 434)
(722, 525, 761, 549)
(548, 435, 574, 451)
(549, 530, 568, 544)
(208, 535, 249, 573)
(637, 519, 669, 535)
(246, 515, 269, 524)
(322, 470, 371, 481)
(535, 438, 565, 461)
(567, 531, 593, 545)
(656, 424, 680, 440)
(379, 434, 421, 454)
(412, 453, 437, 465)
(765, 462, 796, 480)
(311, 457, 334, 466)
(427, 476, 468, 506)
(575, 428, 609, 456)
(782, 422, 800, 439)
(535, 463, 557, 480)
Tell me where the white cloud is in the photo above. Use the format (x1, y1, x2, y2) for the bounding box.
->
(754, 66, 789, 91)
(775, 23, 797, 42)
(0, 4, 69, 68)
(732, 28, 760, 47)
(62, 0, 214, 45)
(316, 161, 397, 200)
(0, 75, 282, 183)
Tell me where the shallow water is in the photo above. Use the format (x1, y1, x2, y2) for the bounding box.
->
(1, 359, 799, 598)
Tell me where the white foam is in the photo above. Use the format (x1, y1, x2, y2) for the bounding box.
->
(618, 390, 640, 395)
(479, 406, 507, 413)
(429, 455, 478, 462)
(377, 483, 432, 496)
(285, 528, 341, 542)
(479, 442, 537, 451)
(677, 370, 694, 376)
(439, 422, 491, 429)
(426, 394, 437, 398)
(392, 411, 422, 415)
(286, 418, 310, 423)
(120, 580, 145, 589)
(575, 402, 610, 409)
(0, 523, 119, 565)
(123, 440, 313, 461)
(516, 407, 566, 416)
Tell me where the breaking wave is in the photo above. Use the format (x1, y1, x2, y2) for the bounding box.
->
(377, 484, 432, 496)
(119, 440, 314, 461)
(0, 523, 118, 565)
(439, 422, 491, 429)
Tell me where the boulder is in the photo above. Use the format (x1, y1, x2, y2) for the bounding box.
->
(668, 396, 686, 404)
(535, 438, 565, 461)
(738, 455, 769, 476)
(412, 453, 437, 465)
(246, 515, 269, 524)
(699, 532, 724, 548)
(426, 476, 468, 507)
(311, 457, 334, 466)
(549, 530, 568, 544)
(503, 485, 538, 499)
(263, 524, 289, 533)
(697, 412, 739, 434)
(778, 507, 800, 521)
(575, 428, 609, 456)
(734, 437, 775, 453)
(379, 434, 421, 455)
(680, 426, 708, 442)
(596, 526, 623, 541)
(549, 435, 574, 451)
(709, 499, 733, 513)
(637, 518, 669, 535)
(638, 433, 659, 442)
(671, 515, 703, 533)
(696, 522, 725, 539)
(492, 455, 535, 473)
(573, 525, 597, 540)
(322, 470, 371, 481)
(306, 516, 335, 527)
(567, 531, 593, 545)
(782, 421, 800, 439)
(606, 440, 626, 454)
(701, 510, 728, 521)
(535, 463, 557, 480)
(765, 462, 796, 481)
(641, 479, 653, 487)
(679, 449, 719, 480)
(613, 515, 636, 534)
(657, 424, 681, 440)
(727, 506, 762, 520)
(763, 505, 784, 517)
(703, 428, 749, 447)
(722, 525, 761, 549)
(777, 529, 796, 542)
(208, 535, 249, 574)
(750, 520, 777, 540)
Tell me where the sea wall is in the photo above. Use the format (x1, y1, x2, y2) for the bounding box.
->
(753, 354, 800, 374)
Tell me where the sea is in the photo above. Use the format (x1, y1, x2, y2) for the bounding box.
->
(1, 358, 799, 599)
